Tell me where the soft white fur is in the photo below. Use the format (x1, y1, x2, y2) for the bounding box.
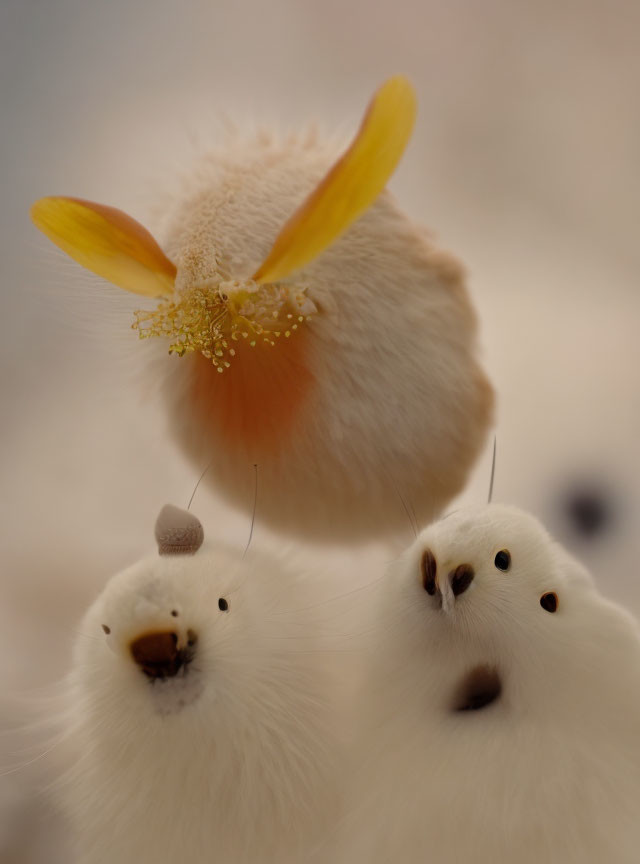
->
(60, 538, 345, 864)
(329, 505, 640, 863)
(151, 133, 493, 540)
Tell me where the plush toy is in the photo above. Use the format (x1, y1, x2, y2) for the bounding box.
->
(60, 504, 343, 864)
(330, 504, 640, 863)
(30, 77, 493, 541)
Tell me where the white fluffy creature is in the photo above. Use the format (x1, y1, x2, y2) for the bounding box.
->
(30, 77, 493, 541)
(58, 505, 343, 864)
(331, 504, 640, 864)
(156, 133, 493, 542)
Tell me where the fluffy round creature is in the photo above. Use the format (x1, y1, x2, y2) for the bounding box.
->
(30, 78, 493, 540)
(157, 138, 493, 541)
(59, 505, 342, 864)
(332, 504, 640, 864)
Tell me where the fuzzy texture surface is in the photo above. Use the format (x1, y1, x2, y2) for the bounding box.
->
(59, 537, 345, 864)
(152, 132, 493, 541)
(328, 505, 640, 863)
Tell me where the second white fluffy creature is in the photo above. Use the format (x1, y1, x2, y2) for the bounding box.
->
(59, 505, 344, 864)
(330, 505, 640, 864)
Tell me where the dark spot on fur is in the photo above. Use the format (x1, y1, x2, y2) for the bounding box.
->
(421, 549, 437, 595)
(453, 665, 502, 712)
(171, 610, 179, 617)
(101, 624, 111, 635)
(218, 597, 229, 611)
(450, 563, 474, 596)
(540, 592, 558, 613)
(130, 631, 195, 680)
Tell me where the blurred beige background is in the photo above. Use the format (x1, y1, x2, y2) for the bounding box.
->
(1, 0, 639, 860)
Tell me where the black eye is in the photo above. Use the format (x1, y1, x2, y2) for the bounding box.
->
(494, 550, 511, 571)
(540, 592, 558, 613)
(218, 598, 229, 612)
(101, 624, 111, 635)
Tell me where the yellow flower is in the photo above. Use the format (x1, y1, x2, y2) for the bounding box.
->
(31, 76, 416, 370)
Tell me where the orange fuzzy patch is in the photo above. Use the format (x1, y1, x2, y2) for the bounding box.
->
(187, 328, 314, 455)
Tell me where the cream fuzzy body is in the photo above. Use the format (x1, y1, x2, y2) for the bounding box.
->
(330, 505, 640, 863)
(153, 134, 493, 540)
(61, 542, 344, 864)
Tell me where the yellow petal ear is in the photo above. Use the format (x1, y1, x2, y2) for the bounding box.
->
(252, 75, 417, 285)
(30, 197, 176, 298)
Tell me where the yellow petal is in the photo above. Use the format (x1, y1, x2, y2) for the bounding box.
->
(252, 75, 417, 285)
(30, 197, 176, 298)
